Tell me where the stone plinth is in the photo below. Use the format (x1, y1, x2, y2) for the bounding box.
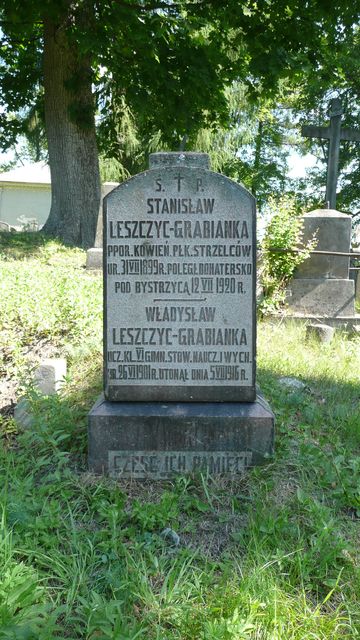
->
(286, 278, 355, 316)
(88, 394, 275, 478)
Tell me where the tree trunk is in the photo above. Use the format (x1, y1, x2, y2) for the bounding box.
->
(42, 18, 100, 248)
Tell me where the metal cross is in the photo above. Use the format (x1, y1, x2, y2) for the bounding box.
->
(301, 98, 360, 209)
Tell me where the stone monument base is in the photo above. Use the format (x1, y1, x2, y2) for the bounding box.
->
(285, 278, 355, 316)
(88, 394, 274, 479)
(86, 248, 103, 270)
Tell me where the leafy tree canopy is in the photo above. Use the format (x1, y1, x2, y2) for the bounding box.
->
(2, 0, 358, 149)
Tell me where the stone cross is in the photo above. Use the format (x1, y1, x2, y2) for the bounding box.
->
(302, 98, 360, 209)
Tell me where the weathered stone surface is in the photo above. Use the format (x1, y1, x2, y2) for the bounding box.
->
(14, 398, 33, 430)
(88, 152, 275, 479)
(86, 183, 118, 269)
(94, 182, 118, 249)
(34, 358, 67, 395)
(306, 323, 335, 343)
(86, 248, 103, 270)
(294, 209, 352, 279)
(104, 153, 256, 402)
(149, 152, 210, 170)
(279, 377, 306, 391)
(356, 271, 360, 304)
(286, 278, 355, 316)
(88, 393, 275, 478)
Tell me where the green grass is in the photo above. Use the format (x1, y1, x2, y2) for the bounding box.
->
(0, 233, 359, 639)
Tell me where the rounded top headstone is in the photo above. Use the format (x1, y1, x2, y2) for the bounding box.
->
(149, 152, 210, 170)
(104, 150, 256, 403)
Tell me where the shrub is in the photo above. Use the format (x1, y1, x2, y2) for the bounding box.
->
(258, 195, 316, 314)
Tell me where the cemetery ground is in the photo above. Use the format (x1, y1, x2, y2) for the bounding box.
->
(0, 233, 359, 639)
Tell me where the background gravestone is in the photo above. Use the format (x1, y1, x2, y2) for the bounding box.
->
(88, 152, 274, 478)
(86, 182, 119, 269)
(286, 208, 356, 317)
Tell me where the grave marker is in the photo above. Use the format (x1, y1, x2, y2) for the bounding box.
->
(104, 152, 256, 402)
(286, 208, 356, 318)
(89, 153, 274, 478)
(86, 182, 119, 270)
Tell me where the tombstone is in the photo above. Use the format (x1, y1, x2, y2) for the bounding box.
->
(350, 238, 360, 306)
(88, 152, 274, 479)
(86, 182, 119, 269)
(354, 266, 360, 306)
(286, 208, 356, 317)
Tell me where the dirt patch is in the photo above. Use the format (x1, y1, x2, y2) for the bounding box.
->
(180, 511, 249, 558)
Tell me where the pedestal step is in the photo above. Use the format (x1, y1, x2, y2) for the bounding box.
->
(88, 393, 275, 479)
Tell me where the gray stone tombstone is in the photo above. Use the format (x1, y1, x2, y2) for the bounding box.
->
(86, 182, 119, 269)
(88, 152, 274, 478)
(350, 241, 360, 306)
(286, 208, 355, 317)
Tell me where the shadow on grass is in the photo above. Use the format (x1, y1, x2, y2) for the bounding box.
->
(0, 231, 74, 259)
(258, 364, 360, 451)
(18, 354, 360, 476)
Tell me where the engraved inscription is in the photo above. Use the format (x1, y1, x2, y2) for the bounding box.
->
(108, 450, 253, 478)
(105, 165, 255, 398)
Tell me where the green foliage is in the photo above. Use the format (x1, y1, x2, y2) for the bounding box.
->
(0, 233, 102, 391)
(194, 82, 295, 211)
(98, 96, 143, 181)
(0, 507, 63, 638)
(77, 592, 144, 640)
(3, 1, 360, 156)
(131, 493, 180, 532)
(3, 101, 48, 166)
(299, 446, 360, 515)
(259, 195, 317, 314)
(3, 0, 360, 245)
(290, 23, 360, 215)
